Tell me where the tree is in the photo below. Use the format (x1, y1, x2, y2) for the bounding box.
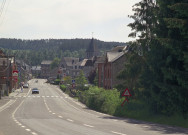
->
(50, 57, 60, 69)
(75, 70, 88, 90)
(128, 0, 188, 117)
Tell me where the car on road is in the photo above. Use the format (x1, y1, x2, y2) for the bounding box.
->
(23, 83, 29, 88)
(32, 88, 39, 94)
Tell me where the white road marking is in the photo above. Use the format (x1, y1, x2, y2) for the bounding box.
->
(0, 100, 16, 112)
(58, 116, 63, 118)
(67, 119, 74, 122)
(52, 113, 56, 115)
(49, 111, 52, 113)
(51, 96, 54, 97)
(143, 125, 149, 128)
(55, 96, 58, 98)
(111, 131, 127, 135)
(21, 126, 25, 128)
(46, 96, 49, 97)
(83, 124, 94, 128)
(32, 132, 38, 135)
(26, 129, 31, 132)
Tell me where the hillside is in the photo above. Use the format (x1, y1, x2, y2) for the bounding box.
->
(0, 38, 126, 65)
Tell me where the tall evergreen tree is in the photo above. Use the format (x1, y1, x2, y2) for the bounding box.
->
(128, 0, 188, 117)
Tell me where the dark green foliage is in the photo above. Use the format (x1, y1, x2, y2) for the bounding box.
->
(75, 70, 88, 90)
(50, 57, 60, 69)
(78, 87, 121, 115)
(60, 85, 67, 92)
(87, 69, 96, 84)
(126, 0, 188, 118)
(54, 79, 60, 85)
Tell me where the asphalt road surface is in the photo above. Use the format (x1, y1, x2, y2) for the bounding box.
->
(0, 79, 187, 135)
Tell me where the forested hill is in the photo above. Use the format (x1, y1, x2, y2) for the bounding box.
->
(0, 38, 126, 66)
(0, 38, 125, 51)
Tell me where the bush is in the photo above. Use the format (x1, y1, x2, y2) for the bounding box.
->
(78, 87, 121, 115)
(54, 79, 60, 85)
(60, 85, 67, 92)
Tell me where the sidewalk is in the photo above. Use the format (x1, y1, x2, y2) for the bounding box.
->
(0, 89, 20, 108)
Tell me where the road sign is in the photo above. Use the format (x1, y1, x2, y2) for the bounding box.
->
(72, 80, 75, 83)
(121, 88, 131, 107)
(12, 70, 18, 77)
(122, 88, 131, 97)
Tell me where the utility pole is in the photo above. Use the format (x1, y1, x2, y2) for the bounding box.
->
(6, 56, 9, 96)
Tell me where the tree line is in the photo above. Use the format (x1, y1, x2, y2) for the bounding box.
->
(118, 0, 188, 118)
(0, 38, 125, 65)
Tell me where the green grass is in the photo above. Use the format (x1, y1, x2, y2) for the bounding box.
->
(114, 100, 188, 128)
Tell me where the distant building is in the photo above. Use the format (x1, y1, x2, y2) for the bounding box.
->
(16, 60, 31, 83)
(86, 38, 100, 59)
(97, 46, 128, 89)
(0, 50, 17, 97)
(41, 60, 53, 78)
(59, 57, 81, 78)
(80, 56, 99, 79)
(31, 66, 41, 78)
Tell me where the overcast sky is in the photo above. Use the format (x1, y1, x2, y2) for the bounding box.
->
(0, 0, 140, 42)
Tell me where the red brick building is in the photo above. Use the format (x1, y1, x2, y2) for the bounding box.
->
(97, 46, 128, 89)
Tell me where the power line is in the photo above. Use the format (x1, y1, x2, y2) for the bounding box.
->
(0, 0, 11, 26)
(0, 0, 6, 19)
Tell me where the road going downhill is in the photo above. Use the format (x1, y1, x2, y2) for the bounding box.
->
(0, 79, 187, 135)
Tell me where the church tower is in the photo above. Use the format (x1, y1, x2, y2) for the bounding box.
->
(86, 38, 100, 59)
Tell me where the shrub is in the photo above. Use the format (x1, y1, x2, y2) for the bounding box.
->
(78, 86, 121, 115)
(60, 85, 67, 92)
(54, 79, 60, 85)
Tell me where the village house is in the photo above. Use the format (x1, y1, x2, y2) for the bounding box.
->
(31, 66, 41, 78)
(97, 46, 129, 89)
(41, 60, 53, 78)
(59, 57, 81, 79)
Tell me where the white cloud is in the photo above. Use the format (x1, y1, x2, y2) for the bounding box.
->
(0, 0, 140, 42)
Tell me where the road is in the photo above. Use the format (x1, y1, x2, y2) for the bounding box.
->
(0, 79, 187, 135)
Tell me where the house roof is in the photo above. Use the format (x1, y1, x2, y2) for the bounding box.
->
(0, 50, 6, 57)
(80, 59, 88, 66)
(41, 60, 52, 65)
(107, 52, 125, 62)
(31, 66, 41, 71)
(110, 46, 127, 52)
(63, 57, 79, 66)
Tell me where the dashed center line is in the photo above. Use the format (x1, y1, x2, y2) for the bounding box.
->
(111, 131, 127, 135)
(67, 119, 74, 122)
(83, 124, 94, 128)
(25, 129, 31, 132)
(31, 132, 38, 135)
(58, 116, 63, 118)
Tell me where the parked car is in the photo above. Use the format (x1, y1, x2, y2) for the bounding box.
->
(23, 83, 29, 88)
(32, 88, 39, 94)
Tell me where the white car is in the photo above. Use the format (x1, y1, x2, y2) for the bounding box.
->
(32, 88, 39, 94)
